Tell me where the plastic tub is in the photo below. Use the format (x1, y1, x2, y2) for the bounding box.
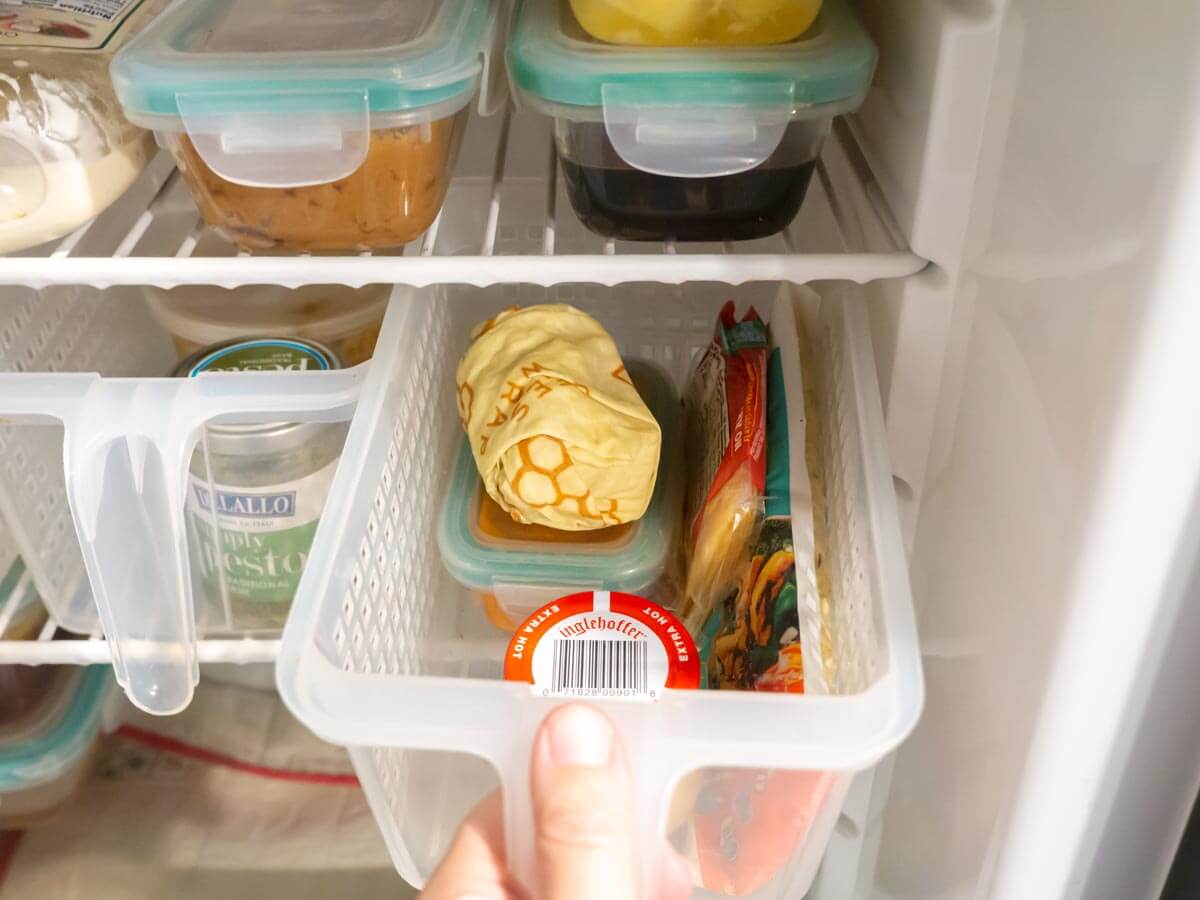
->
(509, 0, 875, 242)
(278, 282, 923, 897)
(0, 665, 110, 826)
(0, 0, 165, 254)
(439, 358, 682, 629)
(111, 0, 497, 252)
(144, 283, 389, 366)
(569, 0, 822, 46)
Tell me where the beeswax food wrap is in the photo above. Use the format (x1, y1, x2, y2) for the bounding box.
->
(456, 305, 661, 531)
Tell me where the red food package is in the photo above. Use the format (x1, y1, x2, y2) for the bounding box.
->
(682, 302, 768, 632)
(693, 768, 837, 896)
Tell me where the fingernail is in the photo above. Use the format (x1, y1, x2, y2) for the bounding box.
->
(542, 704, 614, 768)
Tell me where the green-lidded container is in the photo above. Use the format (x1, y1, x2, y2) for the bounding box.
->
(0, 665, 111, 825)
(508, 0, 876, 241)
(111, 0, 497, 251)
(439, 359, 682, 630)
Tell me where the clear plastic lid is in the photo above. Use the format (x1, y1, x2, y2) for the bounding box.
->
(438, 359, 680, 598)
(111, 0, 496, 187)
(509, 0, 875, 177)
(143, 283, 389, 349)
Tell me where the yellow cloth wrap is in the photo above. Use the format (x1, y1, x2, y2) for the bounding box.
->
(456, 305, 662, 531)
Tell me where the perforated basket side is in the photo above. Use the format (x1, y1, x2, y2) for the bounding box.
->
(324, 292, 457, 678)
(0, 287, 175, 632)
(797, 288, 889, 694)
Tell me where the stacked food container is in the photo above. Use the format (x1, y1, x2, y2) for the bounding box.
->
(508, 0, 875, 241)
(0, 575, 111, 825)
(112, 0, 496, 251)
(0, 665, 110, 825)
(439, 356, 683, 629)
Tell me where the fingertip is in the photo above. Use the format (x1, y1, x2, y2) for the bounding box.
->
(421, 790, 510, 899)
(531, 704, 637, 899)
(659, 840, 694, 900)
(535, 703, 618, 770)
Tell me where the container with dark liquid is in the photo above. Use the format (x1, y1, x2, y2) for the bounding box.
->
(557, 119, 828, 242)
(509, 0, 876, 243)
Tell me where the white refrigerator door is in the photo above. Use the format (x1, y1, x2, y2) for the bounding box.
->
(870, 1, 1200, 898)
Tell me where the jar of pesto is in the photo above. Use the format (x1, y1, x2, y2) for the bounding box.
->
(176, 338, 346, 634)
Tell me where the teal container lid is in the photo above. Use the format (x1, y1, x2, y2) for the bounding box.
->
(438, 359, 680, 595)
(509, 0, 873, 178)
(509, 0, 876, 116)
(114, 0, 494, 123)
(112, 0, 495, 188)
(0, 666, 110, 790)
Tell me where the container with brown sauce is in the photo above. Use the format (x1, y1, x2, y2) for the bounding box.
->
(111, 0, 496, 252)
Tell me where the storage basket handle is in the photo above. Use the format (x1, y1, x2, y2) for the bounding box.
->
(479, 699, 692, 899)
(0, 369, 363, 715)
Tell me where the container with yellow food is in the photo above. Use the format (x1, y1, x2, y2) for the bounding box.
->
(439, 357, 682, 630)
(570, 0, 822, 46)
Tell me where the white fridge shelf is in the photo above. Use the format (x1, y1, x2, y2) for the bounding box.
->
(0, 111, 926, 289)
(0, 581, 277, 666)
(0, 108, 925, 707)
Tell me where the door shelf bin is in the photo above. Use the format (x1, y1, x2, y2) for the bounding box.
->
(278, 280, 923, 896)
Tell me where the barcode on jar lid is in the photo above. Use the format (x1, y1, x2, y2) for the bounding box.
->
(551, 638, 649, 698)
(504, 591, 700, 702)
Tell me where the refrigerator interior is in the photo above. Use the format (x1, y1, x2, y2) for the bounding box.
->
(3, 0, 1200, 897)
(861, 0, 1200, 899)
(0, 676, 412, 900)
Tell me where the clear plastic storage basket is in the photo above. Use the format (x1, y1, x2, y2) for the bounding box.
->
(278, 282, 923, 897)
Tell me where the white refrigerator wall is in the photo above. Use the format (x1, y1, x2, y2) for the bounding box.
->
(862, 0, 1200, 898)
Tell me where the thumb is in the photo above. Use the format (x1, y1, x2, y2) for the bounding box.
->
(531, 704, 637, 900)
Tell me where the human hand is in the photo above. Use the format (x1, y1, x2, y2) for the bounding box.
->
(421, 703, 692, 899)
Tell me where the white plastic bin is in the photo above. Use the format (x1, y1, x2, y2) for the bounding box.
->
(278, 281, 923, 896)
(0, 285, 397, 716)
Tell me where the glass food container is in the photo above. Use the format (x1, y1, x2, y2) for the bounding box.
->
(438, 359, 682, 630)
(0, 0, 165, 254)
(143, 282, 389, 366)
(176, 338, 348, 633)
(508, 0, 875, 242)
(0, 665, 110, 827)
(568, 0, 822, 47)
(111, 0, 497, 252)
